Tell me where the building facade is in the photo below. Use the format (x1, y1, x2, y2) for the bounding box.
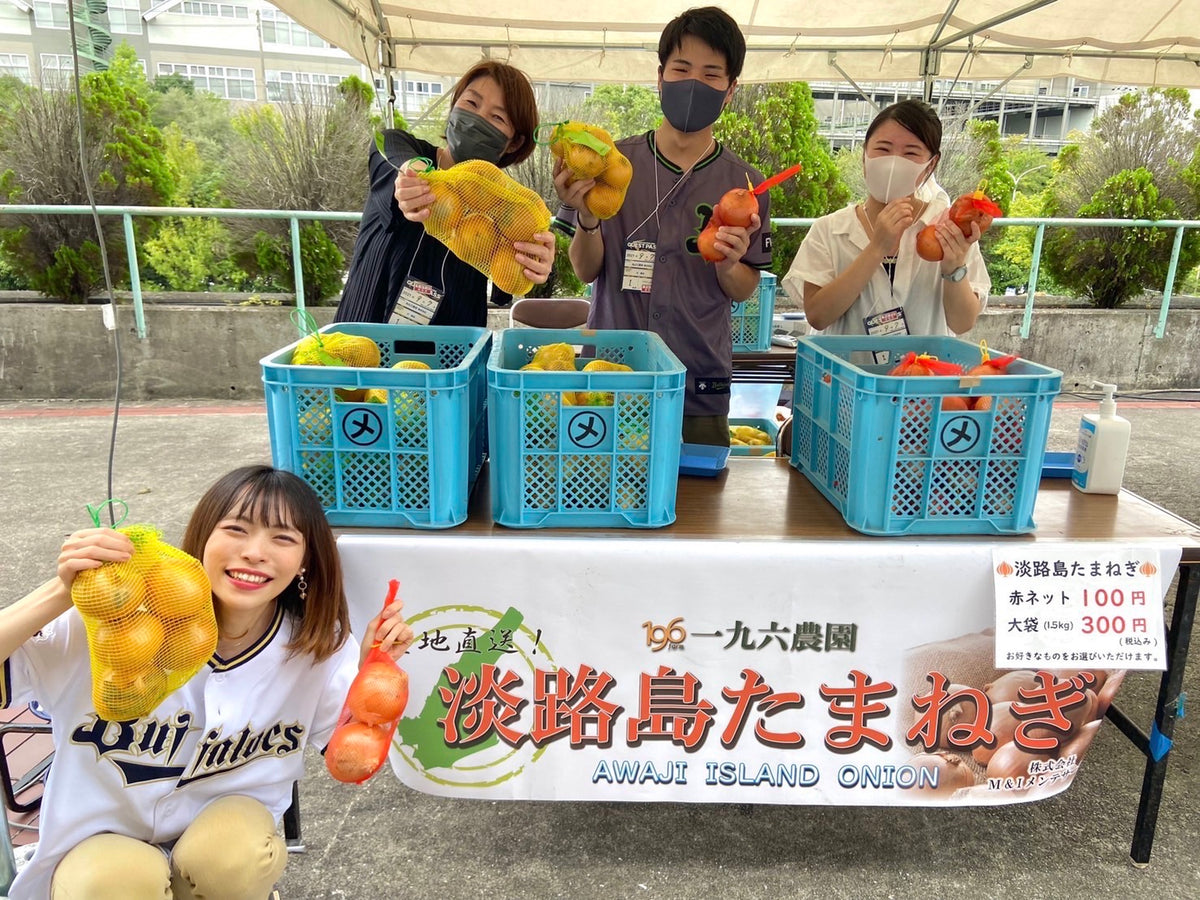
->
(810, 76, 1127, 154)
(0, 0, 456, 115)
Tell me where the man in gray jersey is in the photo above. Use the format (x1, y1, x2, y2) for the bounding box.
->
(554, 6, 772, 447)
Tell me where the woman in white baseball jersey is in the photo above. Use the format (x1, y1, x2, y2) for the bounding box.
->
(1, 465, 413, 899)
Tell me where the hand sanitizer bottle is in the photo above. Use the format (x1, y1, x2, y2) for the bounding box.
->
(1071, 381, 1131, 494)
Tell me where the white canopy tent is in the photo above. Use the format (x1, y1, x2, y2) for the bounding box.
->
(270, 1, 1200, 93)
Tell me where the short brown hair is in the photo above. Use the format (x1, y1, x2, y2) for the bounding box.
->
(449, 60, 538, 167)
(182, 466, 350, 663)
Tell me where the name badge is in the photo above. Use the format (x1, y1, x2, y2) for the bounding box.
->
(621, 239, 656, 294)
(864, 306, 910, 364)
(391, 277, 444, 326)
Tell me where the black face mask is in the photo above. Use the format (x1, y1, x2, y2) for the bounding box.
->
(659, 78, 728, 133)
(445, 107, 510, 165)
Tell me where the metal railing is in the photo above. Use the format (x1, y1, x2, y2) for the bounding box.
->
(0, 205, 362, 340)
(2, 205, 1198, 341)
(772, 215, 1199, 339)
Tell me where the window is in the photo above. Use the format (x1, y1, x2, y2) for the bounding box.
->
(32, 0, 69, 29)
(260, 9, 329, 48)
(157, 62, 255, 100)
(404, 80, 443, 96)
(108, 0, 143, 35)
(0, 53, 31, 83)
(265, 70, 345, 103)
(179, 1, 248, 19)
(1072, 84, 1090, 98)
(40, 53, 74, 87)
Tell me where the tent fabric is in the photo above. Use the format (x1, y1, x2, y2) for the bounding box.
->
(270, 2, 1200, 88)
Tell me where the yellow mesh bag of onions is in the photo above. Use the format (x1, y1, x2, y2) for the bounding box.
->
(548, 121, 633, 221)
(418, 159, 552, 296)
(71, 523, 216, 721)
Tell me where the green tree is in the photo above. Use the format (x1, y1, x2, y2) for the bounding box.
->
(925, 117, 1016, 211)
(1043, 88, 1200, 307)
(1004, 137, 1054, 200)
(152, 72, 194, 95)
(983, 191, 1064, 295)
(223, 89, 372, 302)
(338, 74, 374, 110)
(140, 125, 249, 291)
(950, 120, 1017, 288)
(148, 86, 236, 178)
(578, 84, 661, 138)
(1045, 167, 1200, 308)
(0, 44, 173, 302)
(0, 74, 27, 116)
(715, 82, 849, 279)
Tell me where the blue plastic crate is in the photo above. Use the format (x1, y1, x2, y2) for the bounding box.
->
(261, 323, 490, 529)
(487, 328, 686, 528)
(789, 335, 1063, 536)
(729, 417, 780, 457)
(731, 272, 777, 352)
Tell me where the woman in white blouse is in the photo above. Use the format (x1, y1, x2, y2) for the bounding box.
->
(783, 99, 990, 337)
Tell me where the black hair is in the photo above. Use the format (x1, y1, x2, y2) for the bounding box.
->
(865, 99, 943, 157)
(658, 7, 747, 82)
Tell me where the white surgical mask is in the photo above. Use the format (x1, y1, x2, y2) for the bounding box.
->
(863, 155, 929, 203)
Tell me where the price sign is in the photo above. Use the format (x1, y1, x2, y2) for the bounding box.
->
(992, 545, 1173, 671)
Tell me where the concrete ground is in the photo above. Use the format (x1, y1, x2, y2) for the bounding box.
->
(2, 392, 1199, 900)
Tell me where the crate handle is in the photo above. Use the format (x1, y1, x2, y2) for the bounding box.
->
(392, 339, 437, 357)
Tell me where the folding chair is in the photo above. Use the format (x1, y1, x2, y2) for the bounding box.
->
(509, 297, 591, 330)
(0, 810, 15, 898)
(0, 704, 52, 840)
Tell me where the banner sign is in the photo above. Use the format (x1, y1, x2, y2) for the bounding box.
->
(339, 537, 1181, 806)
(992, 545, 1168, 670)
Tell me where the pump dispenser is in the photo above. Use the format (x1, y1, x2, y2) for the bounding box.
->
(1071, 381, 1131, 494)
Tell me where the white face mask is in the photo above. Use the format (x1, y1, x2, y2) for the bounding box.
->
(863, 155, 929, 203)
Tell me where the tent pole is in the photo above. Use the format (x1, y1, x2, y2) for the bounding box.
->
(963, 56, 1034, 119)
(826, 52, 879, 114)
(932, 0, 1059, 50)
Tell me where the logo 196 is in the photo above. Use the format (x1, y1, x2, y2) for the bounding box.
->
(642, 617, 686, 651)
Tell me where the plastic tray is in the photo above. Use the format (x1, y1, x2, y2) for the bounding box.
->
(262, 323, 489, 529)
(679, 442, 730, 476)
(1042, 451, 1076, 479)
(487, 328, 686, 528)
(789, 334, 1062, 535)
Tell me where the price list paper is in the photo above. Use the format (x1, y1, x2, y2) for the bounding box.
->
(992, 545, 1177, 671)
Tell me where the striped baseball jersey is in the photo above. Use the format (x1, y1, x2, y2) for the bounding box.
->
(2, 603, 358, 898)
(557, 131, 773, 417)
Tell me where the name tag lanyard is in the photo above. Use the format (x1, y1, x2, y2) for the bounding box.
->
(391, 229, 452, 326)
(857, 206, 920, 359)
(621, 137, 714, 295)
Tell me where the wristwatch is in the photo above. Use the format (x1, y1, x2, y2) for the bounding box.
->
(941, 265, 968, 282)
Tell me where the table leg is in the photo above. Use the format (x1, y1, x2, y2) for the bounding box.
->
(1129, 562, 1197, 865)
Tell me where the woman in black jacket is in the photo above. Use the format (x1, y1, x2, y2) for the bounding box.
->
(334, 60, 554, 326)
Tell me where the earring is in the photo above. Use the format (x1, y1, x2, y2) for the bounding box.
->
(297, 567, 308, 601)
